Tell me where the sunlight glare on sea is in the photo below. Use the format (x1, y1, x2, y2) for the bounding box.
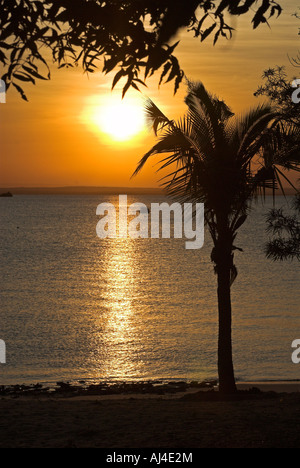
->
(0, 194, 299, 385)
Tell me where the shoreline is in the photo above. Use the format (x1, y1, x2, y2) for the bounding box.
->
(1, 378, 299, 400)
(236, 381, 300, 393)
(0, 379, 216, 399)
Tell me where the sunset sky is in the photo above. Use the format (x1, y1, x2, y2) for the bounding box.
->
(0, 3, 299, 189)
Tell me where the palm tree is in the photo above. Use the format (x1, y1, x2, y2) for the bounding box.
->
(133, 81, 300, 394)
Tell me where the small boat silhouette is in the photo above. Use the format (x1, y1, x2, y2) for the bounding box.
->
(0, 192, 13, 197)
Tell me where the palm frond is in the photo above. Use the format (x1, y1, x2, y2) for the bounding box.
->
(236, 105, 277, 161)
(144, 98, 172, 135)
(134, 81, 299, 221)
(185, 80, 233, 152)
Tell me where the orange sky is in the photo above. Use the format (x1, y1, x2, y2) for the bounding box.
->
(0, 4, 299, 188)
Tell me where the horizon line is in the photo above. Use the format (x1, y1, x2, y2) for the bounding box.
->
(0, 185, 296, 195)
(0, 185, 165, 194)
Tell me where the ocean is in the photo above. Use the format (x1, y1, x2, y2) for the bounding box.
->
(0, 194, 299, 386)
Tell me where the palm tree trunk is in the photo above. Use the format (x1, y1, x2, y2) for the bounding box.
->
(214, 216, 237, 394)
(217, 259, 237, 393)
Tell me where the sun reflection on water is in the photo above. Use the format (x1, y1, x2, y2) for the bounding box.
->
(96, 236, 145, 380)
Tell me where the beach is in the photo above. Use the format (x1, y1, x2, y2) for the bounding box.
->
(1, 196, 299, 449)
(0, 382, 300, 448)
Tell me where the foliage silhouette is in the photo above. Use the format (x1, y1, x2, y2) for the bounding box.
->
(0, 0, 283, 100)
(254, 66, 300, 128)
(133, 81, 300, 393)
(255, 66, 300, 260)
(265, 192, 300, 261)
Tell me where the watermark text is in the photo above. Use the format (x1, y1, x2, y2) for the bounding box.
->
(291, 79, 300, 104)
(0, 340, 6, 364)
(291, 339, 300, 364)
(96, 195, 204, 250)
(0, 80, 6, 104)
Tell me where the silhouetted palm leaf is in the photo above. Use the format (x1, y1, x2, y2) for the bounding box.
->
(134, 80, 299, 262)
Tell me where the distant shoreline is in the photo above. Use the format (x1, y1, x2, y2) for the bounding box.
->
(0, 186, 296, 196)
(0, 186, 165, 196)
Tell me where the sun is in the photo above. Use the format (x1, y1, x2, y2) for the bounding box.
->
(85, 94, 146, 142)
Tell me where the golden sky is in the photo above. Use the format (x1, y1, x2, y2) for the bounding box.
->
(0, 3, 299, 188)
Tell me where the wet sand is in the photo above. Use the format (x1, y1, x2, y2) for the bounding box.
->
(0, 381, 299, 448)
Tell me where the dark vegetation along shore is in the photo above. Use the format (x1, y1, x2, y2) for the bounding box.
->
(1, 380, 300, 448)
(0, 379, 216, 398)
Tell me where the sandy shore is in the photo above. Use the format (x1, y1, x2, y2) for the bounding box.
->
(0, 381, 300, 448)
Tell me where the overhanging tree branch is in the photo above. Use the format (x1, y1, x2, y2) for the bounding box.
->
(0, 0, 283, 100)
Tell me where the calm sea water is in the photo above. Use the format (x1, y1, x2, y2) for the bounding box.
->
(0, 194, 299, 385)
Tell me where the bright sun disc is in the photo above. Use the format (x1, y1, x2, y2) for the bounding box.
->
(92, 97, 145, 141)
